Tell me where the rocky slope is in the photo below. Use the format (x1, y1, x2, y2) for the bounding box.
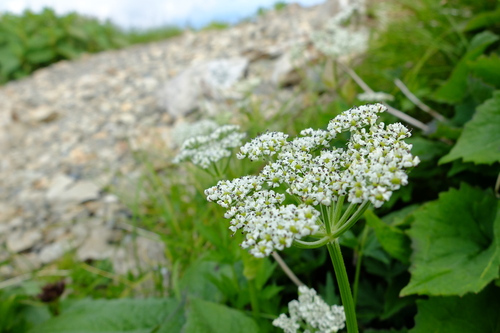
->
(0, 1, 344, 277)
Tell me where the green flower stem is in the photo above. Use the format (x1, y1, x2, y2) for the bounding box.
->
(320, 205, 331, 233)
(293, 236, 331, 249)
(327, 240, 358, 333)
(332, 196, 345, 227)
(335, 202, 357, 228)
(331, 201, 370, 238)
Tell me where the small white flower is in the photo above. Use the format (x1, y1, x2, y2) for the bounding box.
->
(273, 286, 346, 333)
(237, 131, 289, 161)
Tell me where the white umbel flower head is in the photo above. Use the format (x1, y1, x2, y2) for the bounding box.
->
(173, 124, 246, 169)
(206, 103, 419, 256)
(273, 286, 346, 333)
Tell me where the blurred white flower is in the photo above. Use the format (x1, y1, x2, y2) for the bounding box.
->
(357, 91, 394, 102)
(173, 124, 245, 169)
(171, 119, 219, 147)
(311, 0, 369, 58)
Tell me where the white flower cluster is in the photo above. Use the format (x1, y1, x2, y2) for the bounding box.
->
(236, 104, 419, 208)
(311, 0, 368, 58)
(273, 286, 346, 333)
(237, 131, 289, 161)
(173, 124, 246, 169)
(205, 176, 320, 257)
(205, 104, 419, 257)
(357, 91, 394, 102)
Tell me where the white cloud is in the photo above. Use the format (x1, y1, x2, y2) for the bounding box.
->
(0, 0, 325, 29)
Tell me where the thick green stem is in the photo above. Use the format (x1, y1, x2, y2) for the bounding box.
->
(327, 240, 358, 333)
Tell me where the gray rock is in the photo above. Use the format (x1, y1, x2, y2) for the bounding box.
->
(47, 175, 100, 204)
(7, 230, 42, 253)
(39, 239, 73, 264)
(158, 57, 249, 117)
(62, 181, 101, 203)
(76, 226, 114, 261)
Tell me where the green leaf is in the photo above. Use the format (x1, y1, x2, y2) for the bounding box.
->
(365, 210, 411, 264)
(405, 137, 449, 163)
(381, 275, 417, 321)
(410, 284, 500, 333)
(0, 49, 21, 76)
(177, 259, 224, 302)
(25, 48, 55, 64)
(440, 91, 500, 165)
(401, 183, 500, 296)
(30, 298, 182, 333)
(469, 54, 500, 88)
(463, 7, 500, 32)
(468, 75, 495, 104)
(183, 298, 259, 333)
(432, 31, 499, 104)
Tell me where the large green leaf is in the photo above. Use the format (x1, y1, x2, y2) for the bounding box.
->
(440, 91, 500, 165)
(365, 210, 411, 264)
(410, 285, 500, 333)
(183, 298, 259, 333)
(30, 298, 182, 333)
(469, 53, 500, 88)
(432, 31, 499, 103)
(401, 183, 500, 296)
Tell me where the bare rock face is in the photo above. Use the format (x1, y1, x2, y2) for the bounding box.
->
(0, 1, 343, 277)
(159, 57, 249, 117)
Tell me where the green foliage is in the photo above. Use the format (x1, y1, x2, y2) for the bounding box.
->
(440, 91, 500, 165)
(364, 210, 412, 264)
(200, 21, 230, 31)
(30, 298, 182, 333)
(0, 8, 128, 83)
(124, 26, 183, 45)
(401, 183, 500, 296)
(28, 296, 259, 333)
(410, 284, 500, 333)
(183, 298, 259, 333)
(432, 31, 499, 103)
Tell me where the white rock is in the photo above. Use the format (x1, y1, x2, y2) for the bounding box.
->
(7, 230, 42, 253)
(76, 226, 113, 261)
(47, 176, 100, 204)
(46, 174, 74, 201)
(159, 57, 249, 117)
(62, 181, 100, 203)
(39, 239, 73, 264)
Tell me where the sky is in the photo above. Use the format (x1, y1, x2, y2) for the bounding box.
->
(0, 0, 326, 30)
